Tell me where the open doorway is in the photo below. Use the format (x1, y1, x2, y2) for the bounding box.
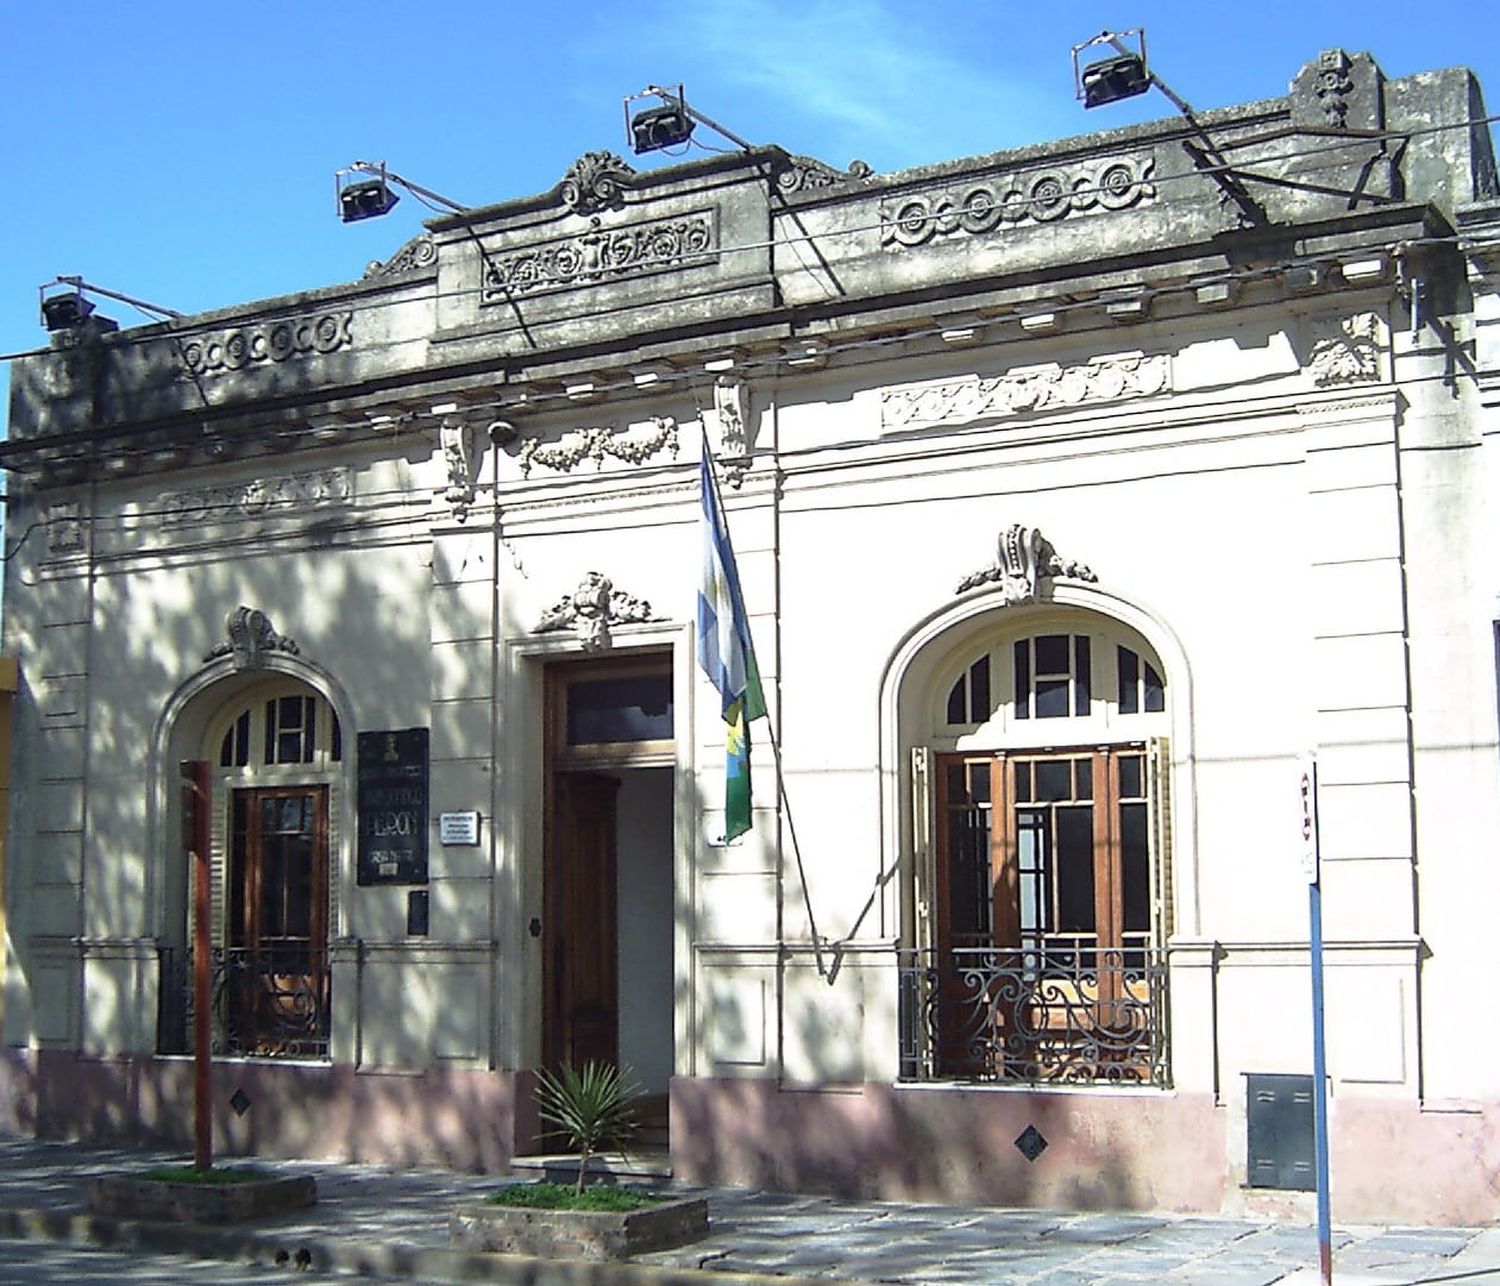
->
(543, 654, 675, 1140)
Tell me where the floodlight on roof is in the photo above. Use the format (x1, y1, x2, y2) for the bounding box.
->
(1072, 30, 1153, 108)
(623, 84, 753, 155)
(334, 160, 468, 223)
(38, 275, 179, 332)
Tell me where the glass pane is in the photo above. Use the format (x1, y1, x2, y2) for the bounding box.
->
(1035, 634, 1069, 674)
(1014, 760, 1032, 803)
(284, 835, 314, 938)
(277, 730, 302, 764)
(230, 794, 248, 946)
(949, 808, 991, 936)
(1036, 759, 1071, 802)
(303, 702, 316, 764)
(1119, 753, 1143, 798)
(1017, 811, 1046, 933)
(264, 699, 277, 764)
(1075, 757, 1092, 800)
(236, 713, 250, 766)
(566, 674, 674, 744)
(1013, 640, 1030, 720)
(1118, 647, 1139, 714)
(946, 761, 967, 802)
(967, 761, 990, 803)
(1144, 662, 1166, 713)
(1073, 636, 1091, 713)
(1035, 677, 1069, 719)
(1055, 807, 1096, 934)
(1121, 801, 1150, 934)
(220, 729, 234, 768)
(946, 676, 966, 725)
(969, 655, 991, 722)
(331, 712, 342, 762)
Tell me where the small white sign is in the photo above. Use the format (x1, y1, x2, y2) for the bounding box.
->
(1297, 756, 1320, 884)
(439, 811, 480, 846)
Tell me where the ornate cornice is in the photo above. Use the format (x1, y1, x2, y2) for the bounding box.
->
(882, 353, 1170, 432)
(957, 524, 1096, 604)
(776, 155, 874, 195)
(535, 572, 656, 650)
(881, 155, 1155, 249)
(179, 312, 353, 375)
(482, 212, 716, 299)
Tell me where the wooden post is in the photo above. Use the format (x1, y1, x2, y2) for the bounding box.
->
(185, 760, 213, 1171)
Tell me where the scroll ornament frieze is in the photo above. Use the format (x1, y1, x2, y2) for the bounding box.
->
(560, 151, 636, 214)
(776, 154, 874, 195)
(180, 312, 353, 375)
(365, 234, 437, 278)
(515, 416, 678, 477)
(535, 572, 656, 650)
(882, 157, 1155, 249)
(161, 468, 352, 526)
(881, 354, 1170, 432)
(482, 213, 715, 299)
(1308, 312, 1380, 387)
(957, 524, 1097, 604)
(205, 605, 301, 668)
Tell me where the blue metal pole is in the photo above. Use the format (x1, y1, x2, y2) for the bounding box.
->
(1309, 877, 1332, 1285)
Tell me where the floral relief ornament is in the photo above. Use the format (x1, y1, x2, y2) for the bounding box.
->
(957, 524, 1097, 605)
(535, 572, 656, 650)
(1308, 312, 1381, 387)
(514, 416, 678, 476)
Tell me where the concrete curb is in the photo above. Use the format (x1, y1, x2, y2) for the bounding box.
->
(0, 1203, 882, 1286)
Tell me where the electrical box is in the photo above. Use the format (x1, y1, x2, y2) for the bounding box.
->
(1246, 1072, 1315, 1191)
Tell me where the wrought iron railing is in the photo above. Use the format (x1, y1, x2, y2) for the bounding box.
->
(158, 945, 331, 1060)
(898, 944, 1168, 1087)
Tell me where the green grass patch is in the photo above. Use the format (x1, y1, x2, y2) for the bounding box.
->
(140, 1164, 276, 1186)
(485, 1181, 665, 1212)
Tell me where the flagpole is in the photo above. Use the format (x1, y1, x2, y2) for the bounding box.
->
(701, 441, 830, 982)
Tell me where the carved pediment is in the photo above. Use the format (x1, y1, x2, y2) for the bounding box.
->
(957, 525, 1096, 604)
(205, 606, 301, 668)
(559, 151, 636, 215)
(535, 572, 656, 650)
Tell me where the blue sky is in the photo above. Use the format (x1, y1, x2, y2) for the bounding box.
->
(1, 0, 1497, 389)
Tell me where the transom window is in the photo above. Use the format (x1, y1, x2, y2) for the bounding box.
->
(217, 690, 342, 770)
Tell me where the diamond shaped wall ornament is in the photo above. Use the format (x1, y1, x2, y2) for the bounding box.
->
(1014, 1124, 1048, 1162)
(229, 1088, 252, 1117)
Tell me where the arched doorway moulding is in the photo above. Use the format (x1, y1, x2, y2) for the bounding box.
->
(147, 650, 359, 943)
(876, 580, 1202, 943)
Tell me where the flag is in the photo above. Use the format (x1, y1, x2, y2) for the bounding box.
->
(697, 451, 764, 840)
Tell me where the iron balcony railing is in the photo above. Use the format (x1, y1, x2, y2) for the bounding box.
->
(898, 944, 1169, 1087)
(158, 945, 331, 1060)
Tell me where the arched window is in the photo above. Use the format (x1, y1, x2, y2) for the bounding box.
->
(909, 613, 1171, 1087)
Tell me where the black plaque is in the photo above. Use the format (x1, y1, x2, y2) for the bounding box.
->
(357, 728, 430, 885)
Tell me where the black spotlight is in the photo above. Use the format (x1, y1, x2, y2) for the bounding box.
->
(339, 177, 400, 222)
(41, 292, 95, 331)
(1081, 52, 1152, 108)
(631, 102, 695, 154)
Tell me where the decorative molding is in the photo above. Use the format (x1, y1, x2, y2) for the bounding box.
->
(365, 234, 437, 278)
(881, 157, 1155, 249)
(882, 353, 1170, 432)
(559, 151, 636, 214)
(482, 212, 716, 300)
(161, 467, 352, 527)
(1308, 312, 1381, 386)
(439, 418, 482, 521)
(957, 524, 1097, 603)
(205, 605, 301, 668)
(1312, 49, 1354, 129)
(179, 312, 353, 375)
(514, 417, 678, 477)
(535, 572, 656, 650)
(776, 155, 874, 195)
(45, 500, 84, 555)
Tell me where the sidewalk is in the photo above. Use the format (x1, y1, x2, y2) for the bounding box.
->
(0, 1135, 1495, 1285)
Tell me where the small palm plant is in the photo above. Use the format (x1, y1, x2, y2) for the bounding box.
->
(535, 1062, 641, 1195)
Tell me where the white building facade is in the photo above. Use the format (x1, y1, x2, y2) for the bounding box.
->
(3, 48, 1499, 1222)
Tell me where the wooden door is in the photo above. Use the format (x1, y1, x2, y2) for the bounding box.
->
(229, 786, 329, 1055)
(546, 772, 620, 1070)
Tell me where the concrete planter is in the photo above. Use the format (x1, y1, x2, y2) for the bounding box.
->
(450, 1194, 709, 1260)
(89, 1173, 317, 1224)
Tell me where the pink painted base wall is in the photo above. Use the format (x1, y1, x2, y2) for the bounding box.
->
(0, 1049, 539, 1172)
(670, 1078, 1500, 1225)
(671, 1077, 1227, 1211)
